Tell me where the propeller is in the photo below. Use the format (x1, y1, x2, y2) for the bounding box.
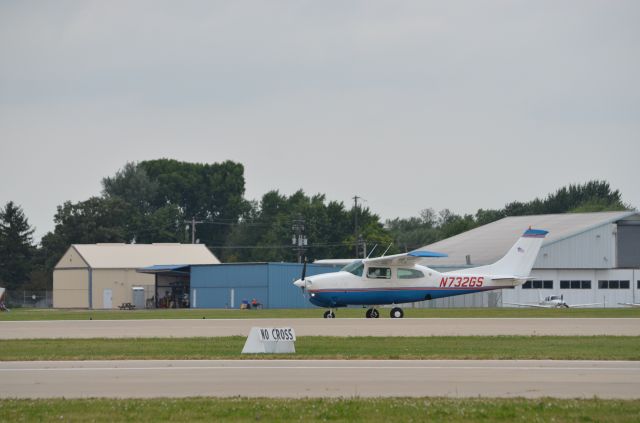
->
(294, 257, 310, 297)
(301, 256, 307, 282)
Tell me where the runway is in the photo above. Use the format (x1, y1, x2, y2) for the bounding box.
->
(1, 318, 639, 339)
(1, 359, 638, 399)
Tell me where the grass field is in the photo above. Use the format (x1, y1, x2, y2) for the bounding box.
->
(1, 336, 638, 361)
(2, 307, 640, 320)
(2, 397, 640, 422)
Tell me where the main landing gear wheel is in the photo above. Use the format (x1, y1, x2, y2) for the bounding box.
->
(323, 310, 335, 318)
(365, 308, 380, 318)
(390, 307, 404, 318)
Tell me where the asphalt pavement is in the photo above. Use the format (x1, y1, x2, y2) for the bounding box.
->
(1, 318, 639, 339)
(2, 359, 638, 399)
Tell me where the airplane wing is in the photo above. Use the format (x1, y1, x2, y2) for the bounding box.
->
(504, 302, 552, 308)
(619, 302, 640, 308)
(567, 303, 603, 308)
(314, 259, 358, 266)
(363, 250, 447, 267)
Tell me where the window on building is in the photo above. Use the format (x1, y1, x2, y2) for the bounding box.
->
(397, 268, 424, 279)
(522, 280, 552, 289)
(598, 280, 630, 289)
(638, 280, 640, 289)
(561, 280, 592, 289)
(367, 267, 391, 279)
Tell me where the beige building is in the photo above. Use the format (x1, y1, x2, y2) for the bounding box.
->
(53, 243, 219, 309)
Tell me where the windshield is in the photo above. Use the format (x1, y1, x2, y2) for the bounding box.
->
(341, 260, 364, 276)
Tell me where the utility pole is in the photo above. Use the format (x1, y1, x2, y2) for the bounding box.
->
(291, 217, 307, 263)
(184, 217, 204, 244)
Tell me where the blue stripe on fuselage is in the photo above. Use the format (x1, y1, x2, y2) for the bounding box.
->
(308, 288, 494, 308)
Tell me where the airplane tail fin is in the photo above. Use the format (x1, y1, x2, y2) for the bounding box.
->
(466, 228, 548, 278)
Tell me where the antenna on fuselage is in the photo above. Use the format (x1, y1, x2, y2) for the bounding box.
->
(366, 244, 378, 259)
(381, 244, 393, 257)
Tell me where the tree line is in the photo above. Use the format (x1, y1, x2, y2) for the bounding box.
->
(0, 158, 630, 291)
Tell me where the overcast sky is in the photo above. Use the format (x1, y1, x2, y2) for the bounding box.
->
(1, 1, 638, 242)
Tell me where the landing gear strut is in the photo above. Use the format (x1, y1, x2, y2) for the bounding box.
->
(390, 307, 404, 318)
(365, 308, 380, 318)
(323, 310, 335, 318)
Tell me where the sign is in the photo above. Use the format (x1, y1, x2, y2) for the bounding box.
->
(242, 327, 296, 354)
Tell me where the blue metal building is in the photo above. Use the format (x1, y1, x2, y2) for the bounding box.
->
(190, 263, 341, 309)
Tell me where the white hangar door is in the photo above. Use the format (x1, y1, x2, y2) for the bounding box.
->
(103, 289, 113, 309)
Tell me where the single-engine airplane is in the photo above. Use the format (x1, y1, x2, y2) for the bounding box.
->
(505, 293, 601, 308)
(293, 228, 548, 318)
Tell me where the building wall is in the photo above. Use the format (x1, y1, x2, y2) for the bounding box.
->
(55, 247, 88, 269)
(191, 264, 269, 308)
(190, 263, 341, 309)
(618, 223, 640, 268)
(534, 224, 617, 269)
(90, 269, 155, 309)
(53, 269, 89, 308)
(500, 268, 638, 307)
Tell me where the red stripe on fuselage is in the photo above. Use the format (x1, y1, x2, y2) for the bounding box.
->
(307, 286, 495, 293)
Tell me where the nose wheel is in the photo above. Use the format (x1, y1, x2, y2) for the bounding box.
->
(323, 310, 335, 318)
(390, 307, 404, 318)
(365, 308, 380, 318)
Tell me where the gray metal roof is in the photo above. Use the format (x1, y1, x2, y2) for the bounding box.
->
(418, 211, 638, 268)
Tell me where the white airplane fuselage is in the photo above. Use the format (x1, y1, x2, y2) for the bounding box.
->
(297, 263, 520, 308)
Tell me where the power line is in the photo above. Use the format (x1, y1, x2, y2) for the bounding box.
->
(206, 240, 361, 250)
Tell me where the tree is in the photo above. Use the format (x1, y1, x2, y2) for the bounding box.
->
(102, 162, 159, 214)
(39, 196, 132, 275)
(0, 202, 35, 290)
(104, 159, 247, 246)
(221, 190, 391, 262)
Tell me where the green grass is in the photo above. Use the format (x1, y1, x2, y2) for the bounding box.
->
(2, 397, 640, 422)
(2, 307, 640, 321)
(1, 336, 638, 361)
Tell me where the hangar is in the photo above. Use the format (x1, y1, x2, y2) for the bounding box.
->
(53, 243, 219, 309)
(140, 262, 342, 309)
(418, 211, 640, 308)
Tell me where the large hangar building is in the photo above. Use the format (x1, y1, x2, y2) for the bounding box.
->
(53, 243, 219, 309)
(419, 211, 640, 308)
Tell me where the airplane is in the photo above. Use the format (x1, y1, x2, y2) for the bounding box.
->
(293, 228, 548, 318)
(505, 293, 602, 309)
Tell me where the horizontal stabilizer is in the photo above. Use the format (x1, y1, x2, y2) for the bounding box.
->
(408, 250, 448, 258)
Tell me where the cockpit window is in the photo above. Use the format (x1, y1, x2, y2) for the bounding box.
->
(367, 267, 391, 279)
(341, 260, 364, 276)
(397, 268, 424, 279)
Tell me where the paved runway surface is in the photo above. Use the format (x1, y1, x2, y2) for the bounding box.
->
(1, 359, 638, 399)
(1, 318, 640, 339)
